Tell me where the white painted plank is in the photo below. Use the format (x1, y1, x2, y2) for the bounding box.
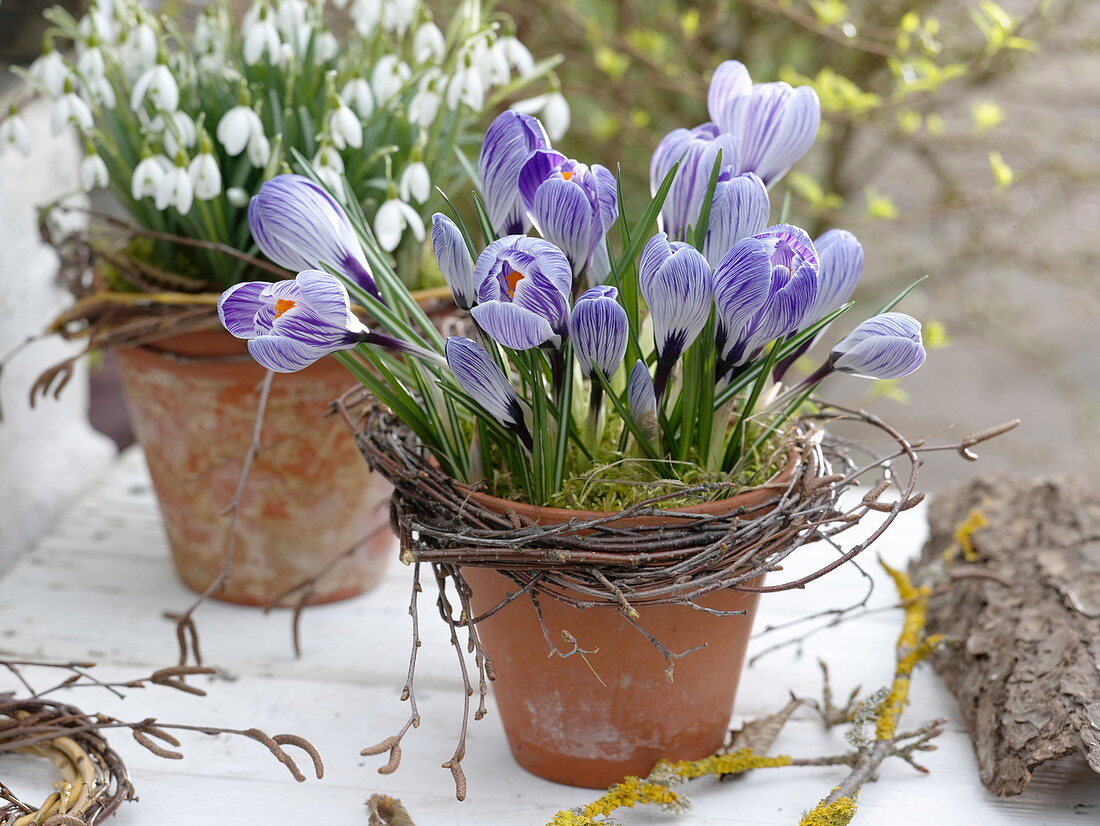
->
(1, 448, 1098, 825)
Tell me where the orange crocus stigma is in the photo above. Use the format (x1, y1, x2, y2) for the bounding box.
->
(274, 298, 297, 318)
(560, 170, 573, 181)
(505, 270, 525, 297)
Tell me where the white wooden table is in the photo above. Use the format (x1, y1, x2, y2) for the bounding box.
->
(2, 449, 1097, 824)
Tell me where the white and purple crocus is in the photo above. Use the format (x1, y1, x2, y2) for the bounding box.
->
(477, 111, 551, 237)
(218, 270, 440, 374)
(829, 313, 926, 380)
(248, 174, 382, 301)
(444, 336, 533, 449)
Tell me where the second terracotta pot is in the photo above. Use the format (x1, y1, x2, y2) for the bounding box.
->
(116, 330, 393, 606)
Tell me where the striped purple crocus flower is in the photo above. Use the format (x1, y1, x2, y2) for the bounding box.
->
(638, 232, 714, 399)
(829, 312, 925, 379)
(469, 235, 573, 351)
(706, 60, 821, 187)
(713, 224, 819, 381)
(477, 110, 551, 237)
(445, 336, 533, 449)
(702, 171, 770, 267)
(650, 123, 740, 242)
(518, 150, 618, 288)
(218, 271, 441, 373)
(627, 359, 658, 440)
(431, 213, 476, 310)
(569, 285, 627, 380)
(247, 174, 381, 301)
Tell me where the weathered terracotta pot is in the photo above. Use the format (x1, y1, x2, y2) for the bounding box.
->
(115, 330, 392, 606)
(461, 465, 796, 789)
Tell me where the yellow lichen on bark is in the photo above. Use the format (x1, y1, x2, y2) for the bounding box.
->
(942, 508, 987, 563)
(798, 796, 858, 826)
(876, 561, 938, 740)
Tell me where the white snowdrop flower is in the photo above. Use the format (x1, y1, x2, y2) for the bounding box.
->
(51, 92, 93, 135)
(189, 152, 222, 200)
(76, 46, 106, 83)
(408, 73, 442, 128)
(29, 51, 69, 96)
(242, 5, 281, 66)
(399, 160, 431, 204)
(382, 0, 417, 35)
(156, 162, 194, 214)
(412, 21, 446, 64)
(247, 130, 271, 167)
(498, 36, 535, 78)
(78, 0, 118, 44)
(120, 23, 158, 77)
(350, 0, 382, 35)
(374, 197, 424, 252)
(226, 187, 250, 207)
(0, 112, 32, 157)
(217, 105, 264, 156)
(194, 15, 218, 55)
(313, 145, 345, 194)
(446, 56, 484, 111)
(278, 42, 297, 68)
(511, 92, 571, 141)
(80, 152, 109, 192)
(341, 78, 374, 119)
(275, 0, 308, 38)
(371, 55, 411, 106)
(152, 110, 197, 156)
(82, 74, 117, 109)
(479, 37, 510, 87)
(131, 154, 168, 200)
(313, 31, 338, 64)
(330, 0, 349, 9)
(327, 102, 362, 150)
(130, 64, 179, 113)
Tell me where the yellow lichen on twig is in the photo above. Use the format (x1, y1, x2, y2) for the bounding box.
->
(798, 796, 858, 826)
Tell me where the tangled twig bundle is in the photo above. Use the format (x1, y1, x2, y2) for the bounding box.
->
(0, 697, 134, 826)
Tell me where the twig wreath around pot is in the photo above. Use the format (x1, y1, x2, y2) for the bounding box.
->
(213, 61, 1014, 794)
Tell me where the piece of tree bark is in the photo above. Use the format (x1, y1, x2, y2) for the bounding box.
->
(911, 474, 1100, 796)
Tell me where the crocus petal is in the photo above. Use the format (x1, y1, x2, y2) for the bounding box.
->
(808, 229, 863, 322)
(445, 336, 525, 430)
(533, 177, 595, 275)
(295, 269, 363, 330)
(478, 111, 550, 236)
(755, 87, 821, 186)
(627, 359, 658, 438)
(652, 124, 741, 241)
(831, 313, 925, 379)
(247, 335, 332, 373)
(217, 281, 269, 339)
(249, 174, 379, 297)
(518, 149, 566, 212)
(432, 214, 476, 310)
(639, 236, 713, 361)
(748, 261, 818, 349)
(591, 164, 618, 235)
(473, 235, 573, 306)
(471, 301, 557, 351)
(703, 173, 770, 267)
(712, 236, 774, 366)
(707, 60, 752, 125)
(570, 286, 627, 379)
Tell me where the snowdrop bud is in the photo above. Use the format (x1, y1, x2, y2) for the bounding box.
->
(0, 110, 32, 157)
(341, 78, 374, 119)
(29, 50, 70, 96)
(313, 31, 338, 65)
(227, 187, 250, 207)
(413, 21, 446, 64)
(76, 46, 106, 83)
(51, 86, 94, 136)
(408, 72, 442, 128)
(399, 154, 431, 204)
(80, 149, 109, 192)
(371, 55, 411, 106)
(247, 130, 272, 167)
(499, 36, 535, 77)
(446, 53, 484, 111)
(481, 37, 511, 87)
(189, 134, 222, 200)
(351, 0, 382, 35)
(120, 23, 158, 76)
(327, 101, 362, 150)
(130, 64, 180, 113)
(132, 154, 168, 199)
(156, 110, 197, 156)
(243, 4, 281, 65)
(383, 0, 417, 34)
(375, 195, 425, 252)
(217, 104, 263, 156)
(313, 144, 345, 193)
(156, 155, 194, 214)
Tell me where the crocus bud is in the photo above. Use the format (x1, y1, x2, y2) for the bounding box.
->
(469, 235, 572, 351)
(702, 172, 770, 267)
(627, 360, 658, 441)
(570, 286, 627, 380)
(431, 214, 476, 310)
(830, 313, 925, 379)
(639, 233, 714, 398)
(445, 336, 532, 449)
(477, 110, 550, 237)
(650, 123, 740, 242)
(806, 229, 863, 324)
(706, 60, 821, 186)
(248, 173, 380, 298)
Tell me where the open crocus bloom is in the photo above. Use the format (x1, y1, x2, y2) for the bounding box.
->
(650, 123, 740, 242)
(518, 150, 617, 286)
(470, 235, 572, 350)
(477, 110, 551, 237)
(218, 270, 368, 373)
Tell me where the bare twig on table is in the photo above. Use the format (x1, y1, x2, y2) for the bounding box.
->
(366, 795, 416, 826)
(166, 369, 275, 668)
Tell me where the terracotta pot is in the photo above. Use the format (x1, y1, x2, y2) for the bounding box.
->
(115, 330, 392, 606)
(461, 466, 797, 789)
